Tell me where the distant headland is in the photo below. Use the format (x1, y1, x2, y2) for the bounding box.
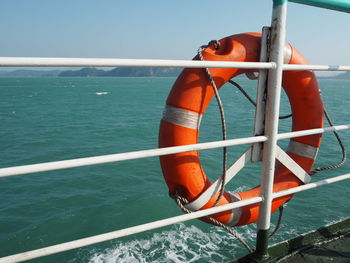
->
(0, 67, 181, 78)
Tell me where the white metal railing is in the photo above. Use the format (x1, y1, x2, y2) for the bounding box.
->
(0, 196, 265, 263)
(1, 57, 350, 71)
(283, 64, 350, 71)
(0, 57, 274, 69)
(1, 1, 350, 262)
(0, 73, 348, 262)
(1, 172, 349, 263)
(0, 125, 348, 178)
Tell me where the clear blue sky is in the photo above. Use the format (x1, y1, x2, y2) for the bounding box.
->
(0, 0, 349, 65)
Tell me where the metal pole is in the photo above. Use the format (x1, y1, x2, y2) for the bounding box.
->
(254, 0, 288, 260)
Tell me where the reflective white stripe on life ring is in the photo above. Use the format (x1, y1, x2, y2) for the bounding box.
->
(162, 105, 202, 130)
(287, 140, 319, 160)
(226, 192, 242, 226)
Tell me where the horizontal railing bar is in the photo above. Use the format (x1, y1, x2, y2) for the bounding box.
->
(283, 64, 350, 71)
(0, 197, 263, 263)
(1, 57, 350, 72)
(276, 124, 350, 140)
(272, 173, 350, 199)
(0, 125, 349, 178)
(289, 0, 350, 14)
(1, 172, 349, 263)
(0, 136, 268, 178)
(0, 57, 275, 69)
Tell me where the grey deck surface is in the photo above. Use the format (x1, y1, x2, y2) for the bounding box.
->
(232, 217, 350, 263)
(279, 232, 350, 263)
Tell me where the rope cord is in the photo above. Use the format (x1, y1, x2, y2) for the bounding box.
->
(172, 192, 254, 253)
(197, 41, 227, 207)
(171, 40, 254, 253)
(229, 80, 257, 107)
(309, 107, 347, 175)
(228, 80, 292, 119)
(229, 79, 346, 174)
(268, 200, 289, 239)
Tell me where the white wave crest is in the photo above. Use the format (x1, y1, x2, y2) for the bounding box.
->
(96, 92, 109, 95)
(86, 223, 254, 263)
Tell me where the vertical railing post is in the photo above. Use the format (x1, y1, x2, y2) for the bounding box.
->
(254, 0, 288, 260)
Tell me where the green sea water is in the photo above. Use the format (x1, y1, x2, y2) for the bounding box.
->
(0, 76, 349, 262)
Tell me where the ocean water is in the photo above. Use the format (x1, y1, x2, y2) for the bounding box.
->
(0, 76, 349, 263)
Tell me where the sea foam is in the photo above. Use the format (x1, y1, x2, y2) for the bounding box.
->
(86, 223, 256, 263)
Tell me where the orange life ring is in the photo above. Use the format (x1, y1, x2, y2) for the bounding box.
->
(159, 32, 324, 226)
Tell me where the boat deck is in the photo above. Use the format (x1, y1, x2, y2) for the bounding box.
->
(279, 232, 350, 262)
(233, 217, 350, 263)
